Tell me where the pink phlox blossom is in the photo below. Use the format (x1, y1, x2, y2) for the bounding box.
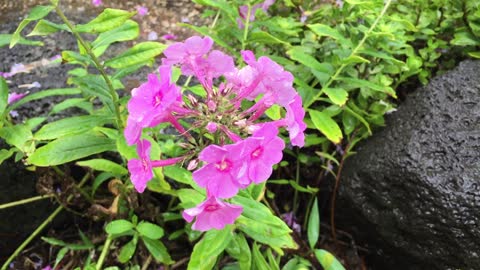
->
(237, 0, 276, 28)
(206, 122, 218, 133)
(237, 123, 285, 184)
(92, 0, 102, 7)
(182, 195, 243, 231)
(42, 266, 52, 270)
(7, 92, 28, 104)
(125, 66, 181, 145)
(127, 139, 154, 193)
(236, 50, 296, 108)
(162, 36, 213, 76)
(284, 94, 307, 147)
(192, 143, 246, 198)
(136, 6, 148, 16)
(162, 36, 234, 90)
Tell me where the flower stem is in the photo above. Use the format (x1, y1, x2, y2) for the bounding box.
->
(304, 0, 393, 109)
(241, 4, 252, 51)
(0, 194, 54, 210)
(96, 235, 113, 270)
(54, 6, 123, 129)
(0, 173, 90, 270)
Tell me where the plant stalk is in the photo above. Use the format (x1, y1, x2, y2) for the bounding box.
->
(54, 6, 123, 129)
(241, 4, 252, 51)
(304, 0, 393, 109)
(96, 236, 113, 270)
(0, 194, 54, 210)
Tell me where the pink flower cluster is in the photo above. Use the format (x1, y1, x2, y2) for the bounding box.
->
(124, 36, 306, 231)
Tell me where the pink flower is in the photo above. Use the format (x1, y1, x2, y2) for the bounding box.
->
(237, 0, 276, 28)
(136, 6, 148, 16)
(192, 143, 245, 198)
(127, 139, 153, 193)
(7, 92, 27, 104)
(125, 66, 181, 145)
(92, 0, 102, 7)
(183, 196, 243, 231)
(237, 123, 284, 184)
(162, 36, 213, 76)
(206, 122, 217, 133)
(285, 94, 306, 147)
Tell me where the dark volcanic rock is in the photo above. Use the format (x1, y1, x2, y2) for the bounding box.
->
(338, 60, 480, 270)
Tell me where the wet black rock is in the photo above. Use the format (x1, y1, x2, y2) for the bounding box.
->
(338, 60, 480, 270)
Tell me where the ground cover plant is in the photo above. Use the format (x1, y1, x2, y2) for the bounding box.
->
(0, 0, 479, 269)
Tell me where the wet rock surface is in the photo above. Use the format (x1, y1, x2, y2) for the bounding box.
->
(338, 60, 480, 269)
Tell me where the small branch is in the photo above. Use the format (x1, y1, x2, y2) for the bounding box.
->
(241, 4, 252, 51)
(96, 236, 113, 270)
(0, 194, 54, 210)
(141, 255, 153, 270)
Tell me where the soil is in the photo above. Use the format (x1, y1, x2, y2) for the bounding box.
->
(0, 1, 369, 270)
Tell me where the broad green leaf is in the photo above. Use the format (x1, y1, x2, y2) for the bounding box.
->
(307, 198, 320, 249)
(324, 88, 348, 106)
(10, 5, 54, 48)
(314, 249, 346, 270)
(344, 105, 372, 135)
(0, 77, 8, 115)
(76, 158, 127, 175)
(142, 237, 173, 264)
(91, 172, 114, 195)
(177, 188, 205, 208)
(468, 51, 480, 58)
(50, 98, 93, 115)
(308, 110, 343, 144)
(62, 50, 94, 66)
(105, 220, 134, 235)
(163, 165, 194, 185)
(265, 105, 281, 120)
(337, 77, 397, 98)
(116, 136, 137, 160)
(188, 226, 233, 270)
(248, 31, 289, 45)
(76, 9, 136, 33)
(0, 149, 15, 165)
(112, 61, 153, 79)
(287, 47, 332, 74)
(252, 242, 272, 270)
(105, 42, 166, 69)
(28, 19, 68, 36)
(92, 20, 139, 56)
(0, 34, 43, 48)
(28, 133, 115, 166)
(34, 115, 112, 140)
(118, 236, 138, 263)
(8, 88, 81, 111)
(307, 24, 349, 45)
(342, 55, 370, 64)
(192, 0, 237, 23)
(25, 117, 47, 130)
(136, 222, 164, 240)
(0, 125, 33, 152)
(226, 233, 251, 270)
(451, 31, 479, 46)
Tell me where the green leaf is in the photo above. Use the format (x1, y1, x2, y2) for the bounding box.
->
(314, 249, 346, 270)
(252, 242, 272, 270)
(92, 172, 114, 195)
(50, 98, 93, 115)
(28, 19, 68, 36)
(0, 34, 43, 48)
(308, 110, 343, 144)
(226, 233, 251, 270)
(28, 133, 115, 166)
(105, 220, 134, 235)
(337, 77, 397, 98)
(163, 165, 194, 185)
(8, 88, 81, 111)
(136, 222, 164, 240)
(54, 247, 69, 268)
(142, 237, 173, 264)
(468, 51, 480, 58)
(307, 24, 349, 45)
(91, 20, 139, 56)
(105, 42, 166, 69)
(342, 55, 370, 64)
(41, 236, 68, 246)
(0, 149, 15, 165)
(76, 158, 127, 175)
(0, 125, 33, 152)
(118, 235, 138, 263)
(287, 47, 333, 74)
(324, 88, 348, 106)
(307, 198, 320, 249)
(451, 31, 479, 46)
(34, 115, 112, 140)
(248, 31, 289, 45)
(10, 5, 54, 48)
(177, 188, 205, 208)
(0, 77, 8, 116)
(188, 226, 233, 270)
(76, 9, 136, 33)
